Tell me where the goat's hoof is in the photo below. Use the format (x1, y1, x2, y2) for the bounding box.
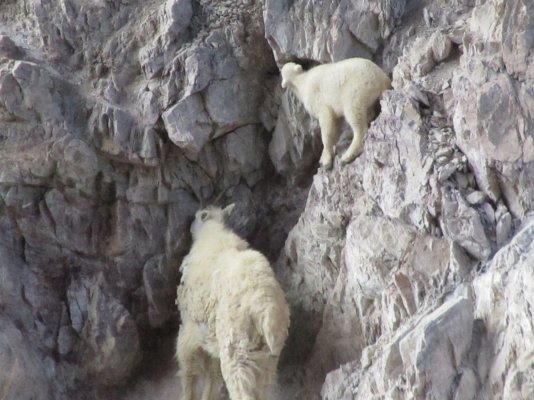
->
(319, 161, 333, 171)
(319, 154, 333, 170)
(340, 151, 361, 165)
(340, 157, 352, 165)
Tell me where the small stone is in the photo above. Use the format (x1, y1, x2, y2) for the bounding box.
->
(162, 94, 213, 160)
(57, 326, 76, 356)
(0, 35, 20, 58)
(431, 32, 452, 62)
(450, 242, 474, 279)
(438, 163, 458, 182)
(496, 208, 512, 246)
(455, 172, 469, 188)
(466, 191, 486, 205)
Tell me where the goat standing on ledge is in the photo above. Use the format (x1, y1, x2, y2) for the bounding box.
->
(176, 204, 290, 400)
(281, 57, 391, 169)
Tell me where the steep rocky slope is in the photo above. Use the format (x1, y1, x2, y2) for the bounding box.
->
(0, 0, 533, 399)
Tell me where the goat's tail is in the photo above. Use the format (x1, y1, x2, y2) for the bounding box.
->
(258, 298, 290, 356)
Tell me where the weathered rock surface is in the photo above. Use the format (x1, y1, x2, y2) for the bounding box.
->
(0, 0, 301, 398)
(1, 0, 533, 399)
(271, 0, 534, 399)
(264, 0, 406, 63)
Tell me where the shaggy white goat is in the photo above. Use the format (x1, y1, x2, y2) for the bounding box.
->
(281, 57, 391, 168)
(176, 204, 290, 400)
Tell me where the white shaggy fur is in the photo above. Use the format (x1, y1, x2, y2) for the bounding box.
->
(176, 204, 290, 400)
(281, 57, 391, 168)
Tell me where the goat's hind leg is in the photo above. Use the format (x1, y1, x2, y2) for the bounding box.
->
(176, 323, 204, 400)
(220, 350, 258, 400)
(341, 106, 367, 164)
(200, 357, 223, 400)
(179, 369, 196, 400)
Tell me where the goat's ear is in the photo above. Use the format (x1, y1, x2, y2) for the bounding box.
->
(223, 203, 235, 216)
(199, 210, 210, 222)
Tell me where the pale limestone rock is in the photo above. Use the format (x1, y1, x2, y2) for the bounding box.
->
(465, 190, 487, 205)
(431, 31, 452, 62)
(164, 0, 193, 36)
(495, 203, 513, 247)
(273, 2, 534, 398)
(441, 186, 492, 261)
(321, 291, 475, 400)
(473, 220, 534, 399)
(397, 296, 473, 400)
(449, 242, 476, 281)
(452, 0, 534, 216)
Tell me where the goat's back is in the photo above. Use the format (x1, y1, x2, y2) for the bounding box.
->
(213, 248, 290, 354)
(212, 248, 289, 400)
(177, 221, 248, 322)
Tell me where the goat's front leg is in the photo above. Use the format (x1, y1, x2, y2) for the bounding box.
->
(317, 109, 338, 169)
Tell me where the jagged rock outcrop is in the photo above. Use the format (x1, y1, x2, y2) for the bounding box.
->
(274, 0, 534, 399)
(0, 0, 533, 399)
(0, 0, 298, 398)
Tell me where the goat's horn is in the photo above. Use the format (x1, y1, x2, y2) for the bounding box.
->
(212, 185, 233, 206)
(198, 193, 207, 209)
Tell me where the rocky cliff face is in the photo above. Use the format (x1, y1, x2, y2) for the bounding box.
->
(0, 0, 533, 399)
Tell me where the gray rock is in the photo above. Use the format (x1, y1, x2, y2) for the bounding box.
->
(264, 0, 406, 62)
(452, 1, 534, 216)
(449, 242, 475, 281)
(183, 48, 214, 96)
(431, 31, 452, 63)
(162, 94, 213, 160)
(397, 295, 474, 400)
(268, 90, 321, 177)
(441, 187, 492, 261)
(204, 77, 261, 137)
(454, 368, 478, 400)
(222, 125, 268, 187)
(0, 317, 53, 400)
(164, 0, 193, 36)
(473, 220, 534, 399)
(57, 325, 76, 356)
(67, 273, 140, 384)
(465, 190, 487, 205)
(0, 34, 20, 58)
(143, 255, 176, 328)
(89, 103, 157, 165)
(321, 292, 474, 400)
(495, 203, 513, 247)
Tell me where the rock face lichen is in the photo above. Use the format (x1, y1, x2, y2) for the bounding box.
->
(0, 0, 533, 399)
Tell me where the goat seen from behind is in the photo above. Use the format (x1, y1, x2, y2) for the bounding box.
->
(176, 204, 290, 400)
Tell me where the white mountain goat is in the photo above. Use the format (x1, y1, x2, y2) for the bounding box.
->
(175, 204, 290, 400)
(281, 57, 391, 168)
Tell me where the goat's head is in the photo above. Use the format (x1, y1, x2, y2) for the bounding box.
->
(190, 203, 235, 239)
(280, 62, 303, 89)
